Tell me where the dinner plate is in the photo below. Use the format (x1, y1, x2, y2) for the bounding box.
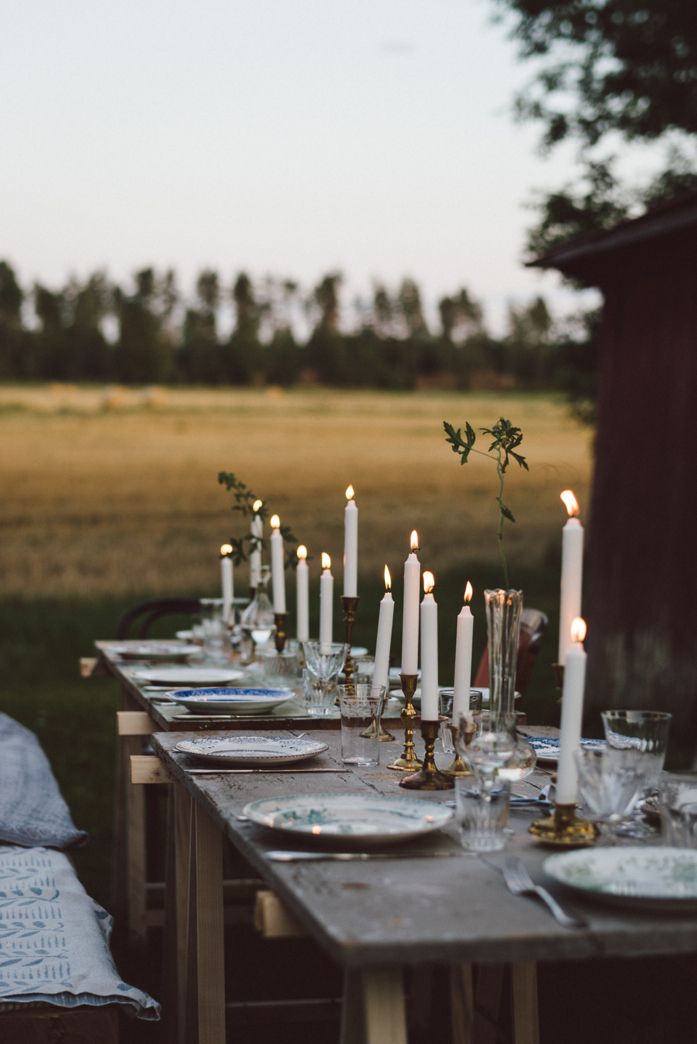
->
(544, 846, 697, 910)
(175, 734, 328, 766)
(132, 666, 245, 686)
(105, 640, 200, 661)
(170, 687, 294, 715)
(242, 793, 453, 846)
(527, 736, 605, 764)
(175, 629, 194, 641)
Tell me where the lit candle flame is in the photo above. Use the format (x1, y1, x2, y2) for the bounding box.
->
(560, 489, 580, 518)
(384, 565, 391, 590)
(321, 552, 331, 571)
(410, 529, 419, 551)
(297, 544, 307, 561)
(311, 825, 322, 835)
(220, 543, 233, 557)
(570, 616, 587, 643)
(252, 498, 263, 513)
(464, 580, 473, 604)
(345, 484, 355, 501)
(423, 570, 435, 594)
(270, 514, 281, 529)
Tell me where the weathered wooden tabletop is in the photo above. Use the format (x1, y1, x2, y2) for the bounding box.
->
(96, 643, 404, 732)
(152, 729, 697, 969)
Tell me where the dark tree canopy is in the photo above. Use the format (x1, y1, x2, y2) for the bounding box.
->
(494, 0, 697, 251)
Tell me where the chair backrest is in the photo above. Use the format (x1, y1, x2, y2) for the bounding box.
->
(472, 607, 548, 695)
(116, 598, 202, 640)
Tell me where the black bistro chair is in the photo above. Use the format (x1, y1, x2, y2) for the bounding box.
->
(116, 597, 202, 640)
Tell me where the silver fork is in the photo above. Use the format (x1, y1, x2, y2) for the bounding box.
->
(502, 857, 587, 929)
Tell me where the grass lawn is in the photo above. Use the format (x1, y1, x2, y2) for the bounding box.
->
(0, 384, 591, 904)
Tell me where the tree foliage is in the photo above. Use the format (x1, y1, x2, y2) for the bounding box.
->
(494, 0, 697, 252)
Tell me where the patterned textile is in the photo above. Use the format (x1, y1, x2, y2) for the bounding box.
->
(0, 713, 86, 850)
(0, 846, 159, 1019)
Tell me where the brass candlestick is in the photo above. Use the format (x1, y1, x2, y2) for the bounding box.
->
(529, 802, 597, 846)
(388, 673, 421, 771)
(274, 612, 288, 653)
(442, 719, 474, 778)
(341, 596, 359, 683)
(400, 720, 454, 791)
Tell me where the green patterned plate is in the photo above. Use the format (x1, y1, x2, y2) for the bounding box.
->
(544, 846, 697, 910)
(243, 792, 452, 846)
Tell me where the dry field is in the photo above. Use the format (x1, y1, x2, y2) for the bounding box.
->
(0, 384, 593, 598)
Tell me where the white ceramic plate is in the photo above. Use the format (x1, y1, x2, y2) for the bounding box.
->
(132, 666, 245, 686)
(105, 640, 200, 661)
(527, 736, 605, 764)
(176, 734, 328, 766)
(243, 793, 453, 846)
(544, 846, 697, 910)
(175, 629, 194, 641)
(171, 687, 294, 716)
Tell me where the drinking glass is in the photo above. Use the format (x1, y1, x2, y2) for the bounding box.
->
(260, 648, 302, 686)
(601, 710, 672, 791)
(575, 747, 646, 840)
(198, 598, 229, 664)
(657, 779, 697, 847)
(455, 776, 511, 852)
(337, 683, 386, 765)
(301, 642, 348, 717)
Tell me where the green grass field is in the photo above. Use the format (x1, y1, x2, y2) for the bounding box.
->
(0, 385, 593, 904)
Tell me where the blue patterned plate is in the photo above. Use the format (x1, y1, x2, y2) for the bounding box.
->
(527, 737, 605, 764)
(171, 686, 295, 715)
(243, 792, 453, 846)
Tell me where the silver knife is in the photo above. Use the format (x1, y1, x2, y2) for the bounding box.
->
(185, 767, 348, 775)
(265, 849, 462, 862)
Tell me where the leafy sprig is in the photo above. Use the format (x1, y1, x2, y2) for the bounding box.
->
(217, 471, 300, 570)
(443, 417, 529, 589)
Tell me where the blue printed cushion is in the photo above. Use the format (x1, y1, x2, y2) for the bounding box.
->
(0, 846, 159, 1020)
(0, 714, 87, 850)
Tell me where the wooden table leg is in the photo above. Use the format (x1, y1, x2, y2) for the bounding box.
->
(112, 686, 149, 945)
(511, 961, 539, 1044)
(163, 785, 193, 1044)
(186, 800, 225, 1044)
(340, 967, 407, 1044)
(450, 963, 475, 1044)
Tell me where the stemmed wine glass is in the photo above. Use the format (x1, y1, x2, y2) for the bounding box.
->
(574, 747, 647, 842)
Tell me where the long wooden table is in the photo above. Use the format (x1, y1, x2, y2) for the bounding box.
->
(92, 643, 401, 943)
(151, 729, 697, 1044)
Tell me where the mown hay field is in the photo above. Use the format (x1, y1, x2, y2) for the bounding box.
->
(0, 384, 593, 598)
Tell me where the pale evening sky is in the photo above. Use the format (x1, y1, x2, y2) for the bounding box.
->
(2, 0, 600, 333)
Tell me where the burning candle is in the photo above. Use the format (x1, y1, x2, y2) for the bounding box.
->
(249, 499, 263, 590)
(556, 617, 588, 805)
(558, 490, 584, 665)
(452, 580, 474, 724)
(296, 545, 309, 642)
(419, 571, 439, 720)
(220, 543, 234, 624)
(269, 515, 286, 614)
(400, 530, 421, 675)
(319, 552, 334, 651)
(372, 566, 394, 697)
(343, 485, 358, 598)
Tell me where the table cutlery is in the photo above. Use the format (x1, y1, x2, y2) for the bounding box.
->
(265, 849, 463, 862)
(502, 856, 586, 928)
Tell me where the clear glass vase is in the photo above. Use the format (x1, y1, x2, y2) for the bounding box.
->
(239, 566, 275, 661)
(484, 588, 523, 718)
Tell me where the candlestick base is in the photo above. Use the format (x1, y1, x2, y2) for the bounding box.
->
(529, 802, 597, 847)
(552, 663, 565, 690)
(388, 673, 422, 771)
(341, 596, 359, 684)
(400, 720, 453, 790)
(274, 613, 288, 653)
(441, 720, 474, 778)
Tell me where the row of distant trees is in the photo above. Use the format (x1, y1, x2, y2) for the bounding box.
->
(0, 261, 595, 407)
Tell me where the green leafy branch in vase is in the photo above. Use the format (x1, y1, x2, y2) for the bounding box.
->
(217, 471, 300, 569)
(443, 418, 529, 590)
